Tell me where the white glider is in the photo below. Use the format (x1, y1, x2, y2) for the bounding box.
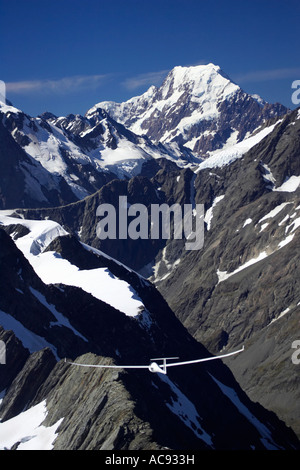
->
(66, 346, 244, 375)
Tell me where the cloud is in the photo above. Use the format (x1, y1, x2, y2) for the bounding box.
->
(6, 74, 111, 95)
(122, 61, 207, 91)
(122, 69, 170, 90)
(234, 67, 300, 84)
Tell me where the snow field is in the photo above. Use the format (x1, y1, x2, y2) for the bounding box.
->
(0, 214, 145, 317)
(0, 400, 62, 450)
(217, 200, 300, 283)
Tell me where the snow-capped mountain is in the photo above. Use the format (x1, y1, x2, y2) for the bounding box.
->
(0, 63, 288, 210)
(0, 215, 299, 450)
(156, 106, 300, 438)
(14, 106, 300, 443)
(0, 101, 194, 209)
(94, 63, 288, 157)
(41, 107, 197, 175)
(0, 62, 299, 451)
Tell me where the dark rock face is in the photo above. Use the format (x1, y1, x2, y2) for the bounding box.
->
(9, 109, 300, 445)
(156, 107, 300, 438)
(16, 174, 167, 271)
(0, 327, 30, 393)
(35, 356, 163, 450)
(14, 159, 197, 274)
(0, 348, 57, 421)
(0, 67, 299, 450)
(0, 227, 298, 450)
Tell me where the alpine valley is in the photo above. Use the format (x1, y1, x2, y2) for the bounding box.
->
(0, 63, 299, 451)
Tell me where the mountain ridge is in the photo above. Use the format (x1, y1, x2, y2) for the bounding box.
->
(0, 100, 196, 210)
(93, 63, 288, 156)
(10, 106, 300, 441)
(0, 225, 298, 450)
(0, 63, 299, 450)
(0, 63, 288, 210)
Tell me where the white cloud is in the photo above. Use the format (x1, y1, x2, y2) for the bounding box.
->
(234, 67, 300, 84)
(122, 69, 170, 90)
(6, 74, 111, 95)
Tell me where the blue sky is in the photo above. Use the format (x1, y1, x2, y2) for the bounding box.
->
(1, 0, 300, 117)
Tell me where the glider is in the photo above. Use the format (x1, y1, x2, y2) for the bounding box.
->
(66, 345, 244, 375)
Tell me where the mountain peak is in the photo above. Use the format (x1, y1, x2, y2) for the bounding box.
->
(94, 63, 287, 156)
(169, 62, 222, 78)
(159, 62, 239, 103)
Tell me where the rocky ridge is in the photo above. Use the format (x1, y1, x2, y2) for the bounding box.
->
(156, 106, 300, 438)
(95, 63, 288, 157)
(1, 227, 298, 449)
(12, 107, 300, 442)
(0, 99, 196, 210)
(0, 65, 299, 450)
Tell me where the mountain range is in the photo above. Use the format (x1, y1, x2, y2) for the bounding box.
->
(95, 63, 287, 156)
(0, 63, 299, 451)
(0, 63, 287, 210)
